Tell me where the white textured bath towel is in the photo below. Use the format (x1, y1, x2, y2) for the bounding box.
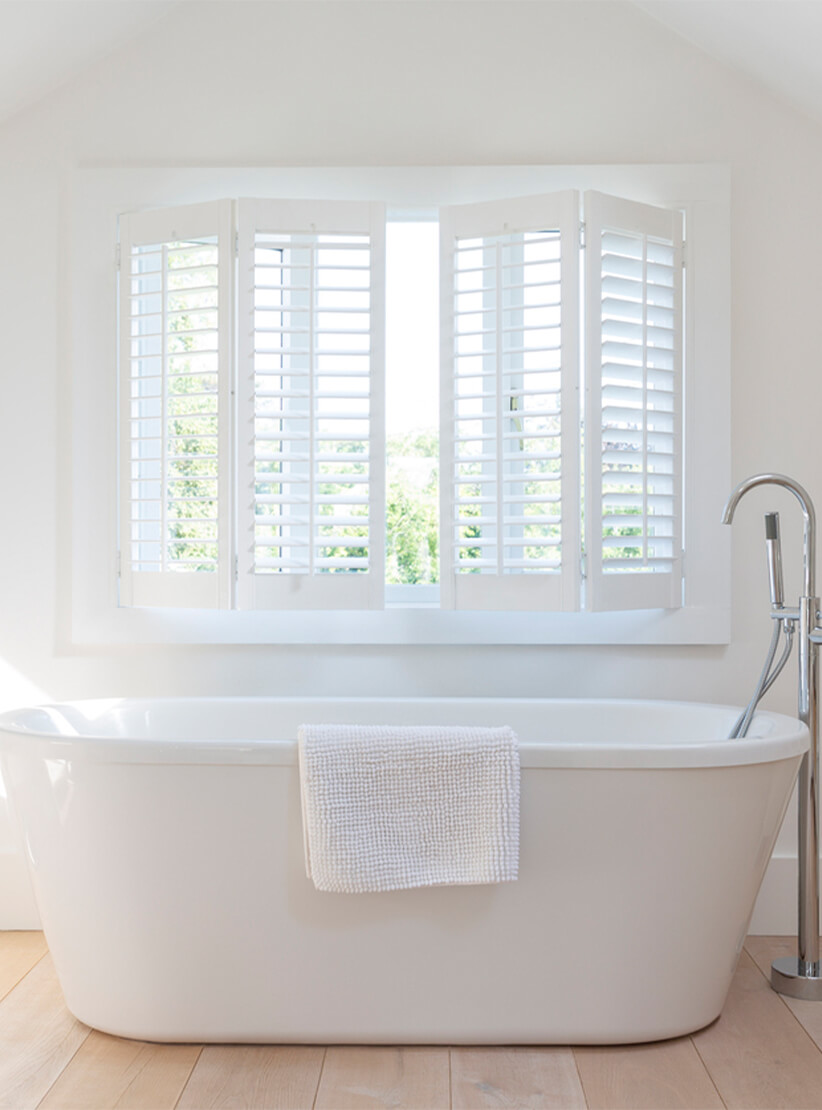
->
(297, 724, 520, 893)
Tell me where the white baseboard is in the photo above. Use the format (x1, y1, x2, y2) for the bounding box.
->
(749, 855, 800, 935)
(0, 849, 806, 935)
(0, 853, 40, 929)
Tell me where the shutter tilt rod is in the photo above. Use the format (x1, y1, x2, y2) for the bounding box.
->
(722, 473, 822, 1000)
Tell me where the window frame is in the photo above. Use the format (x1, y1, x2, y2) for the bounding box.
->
(69, 164, 730, 645)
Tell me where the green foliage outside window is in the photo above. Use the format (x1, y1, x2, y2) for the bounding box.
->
(386, 431, 439, 585)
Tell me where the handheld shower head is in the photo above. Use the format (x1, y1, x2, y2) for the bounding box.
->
(765, 511, 784, 609)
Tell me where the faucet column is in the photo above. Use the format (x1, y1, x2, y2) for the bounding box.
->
(722, 472, 822, 999)
(797, 594, 820, 973)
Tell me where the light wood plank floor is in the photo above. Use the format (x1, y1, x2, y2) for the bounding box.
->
(2, 933, 822, 1109)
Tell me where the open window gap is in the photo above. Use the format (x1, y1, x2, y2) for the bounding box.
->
(384, 215, 441, 608)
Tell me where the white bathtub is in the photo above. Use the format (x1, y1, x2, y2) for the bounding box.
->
(0, 696, 808, 1045)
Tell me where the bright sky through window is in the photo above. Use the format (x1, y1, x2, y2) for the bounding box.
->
(385, 221, 439, 436)
(384, 220, 440, 587)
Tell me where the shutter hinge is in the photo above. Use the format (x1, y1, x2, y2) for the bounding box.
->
(115, 550, 122, 578)
(234, 554, 239, 580)
(681, 239, 687, 269)
(234, 231, 239, 257)
(580, 552, 587, 580)
(115, 243, 121, 271)
(579, 221, 586, 249)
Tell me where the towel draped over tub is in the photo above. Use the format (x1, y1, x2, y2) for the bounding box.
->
(298, 724, 520, 894)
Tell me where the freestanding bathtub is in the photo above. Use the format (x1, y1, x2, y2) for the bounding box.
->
(0, 697, 808, 1045)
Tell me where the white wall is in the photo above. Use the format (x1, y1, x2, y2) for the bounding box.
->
(1, 0, 821, 928)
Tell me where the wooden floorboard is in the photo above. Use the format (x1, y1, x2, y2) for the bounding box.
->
(451, 1046, 586, 1109)
(0, 952, 89, 1110)
(574, 1036, 724, 1110)
(0, 931, 48, 1003)
(315, 1047, 451, 1110)
(38, 1031, 201, 1110)
(176, 1045, 325, 1110)
(745, 934, 822, 1053)
(4, 932, 822, 1109)
(692, 949, 822, 1109)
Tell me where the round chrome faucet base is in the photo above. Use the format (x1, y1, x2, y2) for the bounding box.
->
(771, 957, 822, 1000)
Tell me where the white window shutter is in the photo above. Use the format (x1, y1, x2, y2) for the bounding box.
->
(439, 191, 580, 611)
(118, 200, 234, 609)
(584, 191, 684, 611)
(236, 200, 385, 610)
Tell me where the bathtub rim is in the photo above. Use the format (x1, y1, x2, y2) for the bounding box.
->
(0, 696, 809, 770)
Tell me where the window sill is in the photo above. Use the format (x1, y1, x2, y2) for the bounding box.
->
(70, 605, 731, 647)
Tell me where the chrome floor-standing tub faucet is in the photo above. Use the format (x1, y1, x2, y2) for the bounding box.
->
(722, 473, 822, 1000)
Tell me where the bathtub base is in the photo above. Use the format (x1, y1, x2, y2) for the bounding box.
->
(64, 1013, 727, 1048)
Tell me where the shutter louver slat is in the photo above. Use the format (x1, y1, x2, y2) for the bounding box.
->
(440, 191, 579, 612)
(585, 191, 684, 612)
(251, 233, 371, 576)
(453, 232, 563, 579)
(118, 201, 232, 609)
(237, 200, 385, 610)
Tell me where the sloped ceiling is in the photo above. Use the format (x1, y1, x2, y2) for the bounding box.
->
(0, 1, 177, 126)
(0, 1, 822, 129)
(634, 1, 822, 125)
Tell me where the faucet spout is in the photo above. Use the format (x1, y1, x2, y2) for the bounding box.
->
(721, 472, 816, 597)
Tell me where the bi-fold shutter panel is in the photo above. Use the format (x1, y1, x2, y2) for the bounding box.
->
(584, 191, 684, 611)
(439, 191, 580, 611)
(118, 190, 684, 617)
(236, 200, 386, 609)
(118, 200, 233, 609)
